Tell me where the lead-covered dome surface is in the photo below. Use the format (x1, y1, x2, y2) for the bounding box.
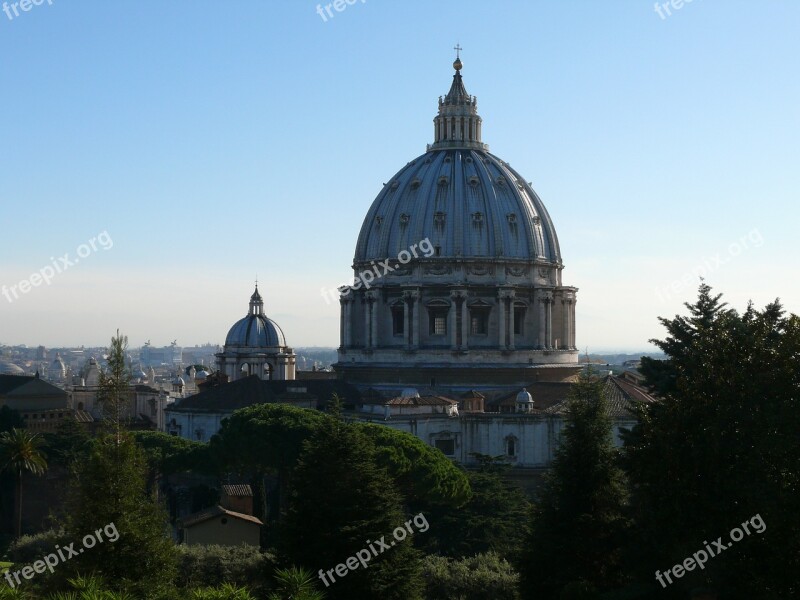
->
(354, 149, 562, 263)
(224, 286, 287, 348)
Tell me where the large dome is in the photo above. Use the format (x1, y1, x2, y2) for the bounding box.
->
(355, 148, 561, 264)
(335, 55, 580, 392)
(225, 287, 286, 348)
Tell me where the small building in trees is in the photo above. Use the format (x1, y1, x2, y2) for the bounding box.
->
(178, 484, 263, 547)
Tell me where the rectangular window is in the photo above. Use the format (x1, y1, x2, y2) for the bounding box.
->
(392, 308, 405, 336)
(429, 309, 448, 335)
(470, 309, 488, 335)
(434, 316, 446, 335)
(435, 439, 455, 456)
(514, 307, 525, 335)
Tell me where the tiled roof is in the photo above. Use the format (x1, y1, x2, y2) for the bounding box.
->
(540, 376, 658, 417)
(167, 375, 363, 413)
(385, 395, 458, 406)
(180, 505, 263, 528)
(222, 484, 252, 498)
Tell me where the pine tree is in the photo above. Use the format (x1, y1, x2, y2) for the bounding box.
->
(96, 330, 131, 439)
(279, 415, 424, 600)
(519, 375, 629, 598)
(64, 432, 176, 597)
(623, 284, 800, 598)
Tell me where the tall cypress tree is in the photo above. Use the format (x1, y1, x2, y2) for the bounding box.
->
(64, 432, 177, 597)
(519, 375, 629, 598)
(279, 414, 424, 600)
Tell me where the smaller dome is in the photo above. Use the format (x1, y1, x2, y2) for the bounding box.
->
(225, 286, 287, 348)
(196, 370, 210, 379)
(172, 376, 185, 386)
(516, 388, 533, 404)
(400, 387, 421, 399)
(0, 361, 25, 375)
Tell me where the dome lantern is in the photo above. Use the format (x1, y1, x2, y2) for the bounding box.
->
(429, 50, 487, 152)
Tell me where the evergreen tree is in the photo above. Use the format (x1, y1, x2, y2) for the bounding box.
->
(422, 455, 530, 560)
(279, 416, 424, 600)
(64, 432, 176, 597)
(96, 330, 131, 438)
(43, 418, 93, 468)
(623, 284, 800, 598)
(519, 376, 629, 598)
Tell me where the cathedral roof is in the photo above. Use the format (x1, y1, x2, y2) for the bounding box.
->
(354, 56, 562, 265)
(225, 286, 287, 348)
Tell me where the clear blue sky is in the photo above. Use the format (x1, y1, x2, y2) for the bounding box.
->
(1, 0, 797, 351)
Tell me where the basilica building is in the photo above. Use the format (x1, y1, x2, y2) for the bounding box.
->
(335, 56, 579, 392)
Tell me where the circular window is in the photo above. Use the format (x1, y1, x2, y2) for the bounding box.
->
(220, 517, 228, 525)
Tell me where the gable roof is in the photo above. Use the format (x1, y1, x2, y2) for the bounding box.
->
(0, 375, 68, 398)
(180, 505, 263, 528)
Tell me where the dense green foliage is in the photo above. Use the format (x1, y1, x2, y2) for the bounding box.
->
(173, 544, 274, 591)
(64, 433, 177, 597)
(279, 415, 424, 600)
(422, 460, 530, 560)
(622, 284, 800, 598)
(355, 422, 472, 508)
(422, 552, 520, 600)
(42, 420, 93, 468)
(132, 431, 212, 477)
(519, 376, 629, 598)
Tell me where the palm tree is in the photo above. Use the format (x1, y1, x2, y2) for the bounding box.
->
(268, 567, 325, 600)
(0, 428, 48, 537)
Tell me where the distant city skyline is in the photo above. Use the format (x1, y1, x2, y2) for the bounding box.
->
(1, 2, 798, 351)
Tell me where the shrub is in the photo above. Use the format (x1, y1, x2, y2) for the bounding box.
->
(7, 530, 65, 564)
(422, 552, 520, 600)
(174, 544, 274, 592)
